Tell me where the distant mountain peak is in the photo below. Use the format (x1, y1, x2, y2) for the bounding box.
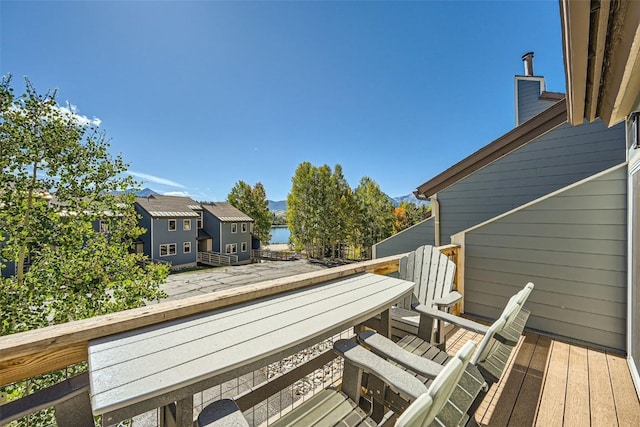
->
(137, 188, 159, 197)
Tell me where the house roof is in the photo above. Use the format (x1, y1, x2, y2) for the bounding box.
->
(560, 0, 640, 126)
(202, 203, 253, 222)
(135, 195, 200, 218)
(415, 98, 567, 198)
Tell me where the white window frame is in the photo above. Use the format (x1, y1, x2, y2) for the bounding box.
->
(225, 243, 237, 254)
(183, 241, 191, 254)
(168, 219, 177, 231)
(99, 220, 109, 233)
(183, 219, 192, 231)
(241, 242, 247, 252)
(160, 243, 177, 256)
(197, 211, 203, 229)
(241, 223, 248, 233)
(231, 223, 237, 233)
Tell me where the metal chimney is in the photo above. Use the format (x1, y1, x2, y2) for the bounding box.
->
(522, 52, 534, 76)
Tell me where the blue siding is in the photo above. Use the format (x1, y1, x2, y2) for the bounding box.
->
(150, 217, 197, 266)
(135, 206, 153, 259)
(461, 165, 627, 350)
(203, 211, 221, 252)
(516, 78, 556, 125)
(374, 218, 435, 258)
(437, 119, 626, 244)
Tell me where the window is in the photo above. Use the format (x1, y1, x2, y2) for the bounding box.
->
(183, 219, 192, 231)
(160, 243, 177, 256)
(197, 211, 203, 229)
(168, 219, 177, 231)
(231, 223, 237, 233)
(99, 220, 109, 233)
(241, 223, 248, 233)
(241, 242, 247, 252)
(225, 243, 237, 254)
(183, 242, 191, 254)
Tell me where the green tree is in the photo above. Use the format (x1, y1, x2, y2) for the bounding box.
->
(398, 200, 432, 228)
(287, 162, 318, 255)
(354, 176, 394, 251)
(227, 180, 272, 244)
(0, 77, 169, 424)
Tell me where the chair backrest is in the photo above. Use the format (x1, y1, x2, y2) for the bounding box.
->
(471, 301, 520, 365)
(396, 340, 476, 427)
(398, 245, 456, 309)
(500, 282, 534, 333)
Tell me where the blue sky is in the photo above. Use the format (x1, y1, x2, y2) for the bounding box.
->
(1, 1, 565, 202)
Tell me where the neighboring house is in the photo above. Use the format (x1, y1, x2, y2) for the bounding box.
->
(134, 195, 200, 269)
(559, 0, 640, 396)
(373, 53, 628, 352)
(201, 202, 254, 264)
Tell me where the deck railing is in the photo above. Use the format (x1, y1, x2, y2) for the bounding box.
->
(0, 245, 460, 426)
(197, 251, 239, 266)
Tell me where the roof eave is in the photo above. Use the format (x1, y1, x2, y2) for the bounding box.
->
(561, 0, 640, 127)
(415, 99, 567, 198)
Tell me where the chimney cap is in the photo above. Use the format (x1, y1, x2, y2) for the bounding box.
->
(522, 51, 535, 76)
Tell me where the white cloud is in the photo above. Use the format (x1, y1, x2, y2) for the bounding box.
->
(58, 102, 102, 127)
(127, 171, 186, 188)
(163, 191, 190, 197)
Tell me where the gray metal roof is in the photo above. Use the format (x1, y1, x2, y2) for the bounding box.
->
(202, 202, 253, 222)
(135, 195, 200, 218)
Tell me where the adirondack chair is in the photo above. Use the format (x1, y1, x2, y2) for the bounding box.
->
(390, 245, 461, 344)
(197, 340, 477, 427)
(357, 283, 534, 422)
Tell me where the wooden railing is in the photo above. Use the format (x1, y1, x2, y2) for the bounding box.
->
(197, 251, 238, 266)
(252, 249, 297, 261)
(0, 245, 460, 425)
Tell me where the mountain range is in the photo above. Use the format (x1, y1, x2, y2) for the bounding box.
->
(267, 193, 429, 213)
(130, 188, 427, 213)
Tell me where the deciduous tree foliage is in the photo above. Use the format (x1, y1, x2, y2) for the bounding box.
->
(354, 176, 394, 249)
(287, 163, 393, 259)
(227, 180, 272, 244)
(0, 76, 170, 425)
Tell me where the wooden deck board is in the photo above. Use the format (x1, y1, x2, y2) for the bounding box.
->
(534, 340, 569, 427)
(564, 345, 590, 427)
(507, 334, 550, 426)
(443, 329, 639, 427)
(607, 353, 640, 426)
(587, 348, 616, 426)
(482, 334, 537, 427)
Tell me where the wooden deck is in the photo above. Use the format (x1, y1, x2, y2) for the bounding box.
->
(444, 328, 640, 426)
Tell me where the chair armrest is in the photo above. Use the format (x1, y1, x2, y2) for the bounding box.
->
(357, 330, 443, 379)
(333, 339, 428, 400)
(197, 398, 250, 427)
(432, 291, 462, 309)
(412, 303, 489, 335)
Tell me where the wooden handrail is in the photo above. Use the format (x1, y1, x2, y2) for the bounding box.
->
(0, 254, 404, 386)
(0, 245, 460, 388)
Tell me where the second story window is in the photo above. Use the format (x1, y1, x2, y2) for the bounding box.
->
(231, 223, 237, 233)
(168, 219, 177, 231)
(241, 223, 247, 233)
(197, 211, 203, 229)
(183, 219, 192, 231)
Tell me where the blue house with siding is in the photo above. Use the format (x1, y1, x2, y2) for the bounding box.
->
(201, 202, 254, 264)
(134, 195, 200, 269)
(374, 53, 628, 352)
